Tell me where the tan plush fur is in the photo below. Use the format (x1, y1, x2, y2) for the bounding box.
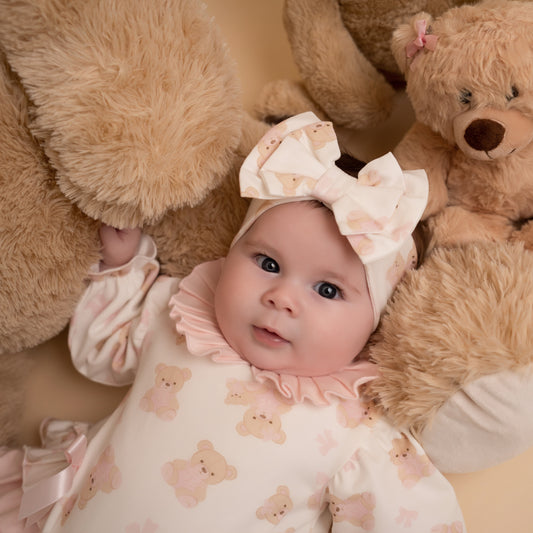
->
(0, 0, 244, 228)
(0, 0, 266, 445)
(255, 0, 471, 129)
(392, 0, 533, 251)
(365, 240, 533, 436)
(0, 50, 100, 354)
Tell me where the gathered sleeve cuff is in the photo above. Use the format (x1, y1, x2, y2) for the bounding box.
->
(328, 421, 466, 532)
(68, 235, 177, 386)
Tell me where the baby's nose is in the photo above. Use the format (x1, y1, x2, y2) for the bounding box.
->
(262, 283, 300, 315)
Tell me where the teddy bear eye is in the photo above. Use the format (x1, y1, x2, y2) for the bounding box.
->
(459, 89, 472, 105)
(506, 86, 519, 101)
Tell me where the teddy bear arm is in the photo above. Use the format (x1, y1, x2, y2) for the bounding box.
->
(393, 122, 451, 217)
(283, 0, 394, 128)
(426, 206, 514, 250)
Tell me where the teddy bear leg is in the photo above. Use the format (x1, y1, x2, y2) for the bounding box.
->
(255, 79, 327, 124)
(426, 206, 513, 252)
(283, 0, 395, 129)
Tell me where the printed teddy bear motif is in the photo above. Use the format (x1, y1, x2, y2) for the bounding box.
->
(256, 122, 288, 167)
(431, 522, 464, 533)
(256, 485, 294, 525)
(274, 172, 315, 196)
(161, 440, 237, 507)
(237, 407, 286, 444)
(328, 490, 375, 530)
(226, 379, 291, 444)
(225, 378, 264, 405)
(346, 211, 387, 233)
(337, 399, 379, 429)
(303, 121, 335, 149)
(357, 169, 382, 187)
(139, 363, 191, 420)
(389, 434, 434, 488)
(78, 445, 122, 509)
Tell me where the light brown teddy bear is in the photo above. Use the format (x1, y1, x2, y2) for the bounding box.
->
(391, 0, 533, 251)
(0, 0, 266, 445)
(255, 0, 472, 129)
(361, 0, 533, 474)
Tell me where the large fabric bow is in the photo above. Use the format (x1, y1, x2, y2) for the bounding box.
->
(239, 112, 428, 265)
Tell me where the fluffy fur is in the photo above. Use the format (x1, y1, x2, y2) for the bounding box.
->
(365, 240, 533, 436)
(255, 0, 472, 129)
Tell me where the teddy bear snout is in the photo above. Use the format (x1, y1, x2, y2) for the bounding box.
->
(463, 119, 505, 152)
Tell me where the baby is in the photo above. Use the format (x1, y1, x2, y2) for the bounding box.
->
(3, 112, 465, 532)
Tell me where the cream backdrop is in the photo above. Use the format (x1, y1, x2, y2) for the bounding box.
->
(18, 2, 533, 532)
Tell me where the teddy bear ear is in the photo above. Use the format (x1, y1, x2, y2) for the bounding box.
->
(225, 465, 237, 481)
(391, 12, 434, 76)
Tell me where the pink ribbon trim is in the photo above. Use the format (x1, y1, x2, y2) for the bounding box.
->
(19, 433, 87, 526)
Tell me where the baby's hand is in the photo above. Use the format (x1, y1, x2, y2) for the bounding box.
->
(99, 225, 142, 269)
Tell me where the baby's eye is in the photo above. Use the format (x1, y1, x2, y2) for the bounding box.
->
(255, 254, 279, 273)
(315, 282, 341, 299)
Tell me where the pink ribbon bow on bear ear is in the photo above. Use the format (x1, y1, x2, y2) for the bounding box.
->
(405, 19, 438, 68)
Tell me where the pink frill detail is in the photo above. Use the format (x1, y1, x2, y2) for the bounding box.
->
(169, 259, 378, 406)
(0, 448, 39, 533)
(17, 420, 89, 528)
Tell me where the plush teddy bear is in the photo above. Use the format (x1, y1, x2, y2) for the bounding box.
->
(363, 0, 533, 473)
(0, 0, 266, 445)
(391, 0, 533, 251)
(254, 0, 472, 130)
(364, 238, 533, 473)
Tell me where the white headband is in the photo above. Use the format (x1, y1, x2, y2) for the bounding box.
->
(234, 112, 428, 329)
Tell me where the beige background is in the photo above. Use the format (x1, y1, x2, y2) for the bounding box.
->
(18, 1, 533, 532)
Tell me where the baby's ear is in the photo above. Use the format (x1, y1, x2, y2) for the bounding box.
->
(391, 12, 434, 76)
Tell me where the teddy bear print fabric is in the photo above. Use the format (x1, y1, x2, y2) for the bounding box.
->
(29, 236, 466, 532)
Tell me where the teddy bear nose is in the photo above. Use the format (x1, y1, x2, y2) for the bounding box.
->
(464, 119, 505, 152)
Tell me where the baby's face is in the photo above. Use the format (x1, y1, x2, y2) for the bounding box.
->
(214, 202, 374, 377)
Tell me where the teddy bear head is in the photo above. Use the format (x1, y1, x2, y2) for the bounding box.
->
(256, 485, 293, 525)
(191, 440, 237, 485)
(392, 1, 533, 161)
(154, 363, 191, 393)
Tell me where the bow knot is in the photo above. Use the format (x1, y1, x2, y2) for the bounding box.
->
(405, 19, 438, 69)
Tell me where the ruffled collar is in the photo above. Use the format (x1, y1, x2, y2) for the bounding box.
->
(169, 259, 378, 406)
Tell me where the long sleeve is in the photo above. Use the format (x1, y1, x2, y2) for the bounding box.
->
(68, 235, 179, 386)
(328, 419, 466, 532)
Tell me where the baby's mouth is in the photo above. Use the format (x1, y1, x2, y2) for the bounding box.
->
(252, 325, 288, 346)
